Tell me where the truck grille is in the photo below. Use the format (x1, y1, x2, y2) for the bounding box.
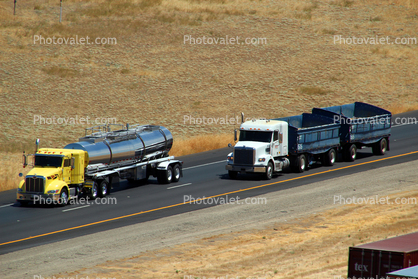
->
(234, 148, 254, 165)
(25, 177, 44, 193)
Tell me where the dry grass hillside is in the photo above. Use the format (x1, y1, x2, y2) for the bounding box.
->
(1, 0, 417, 151)
(0, 0, 417, 189)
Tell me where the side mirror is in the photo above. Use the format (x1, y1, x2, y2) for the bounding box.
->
(22, 152, 27, 168)
(228, 143, 232, 148)
(71, 157, 75, 170)
(234, 129, 237, 142)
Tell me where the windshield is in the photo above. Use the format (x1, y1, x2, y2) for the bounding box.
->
(34, 155, 63, 167)
(239, 131, 273, 143)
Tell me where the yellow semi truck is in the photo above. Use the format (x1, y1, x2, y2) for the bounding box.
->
(17, 124, 183, 206)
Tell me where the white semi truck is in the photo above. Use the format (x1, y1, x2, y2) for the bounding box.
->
(226, 102, 391, 179)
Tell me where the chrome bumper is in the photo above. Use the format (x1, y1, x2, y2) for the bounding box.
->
(16, 193, 59, 203)
(225, 165, 266, 173)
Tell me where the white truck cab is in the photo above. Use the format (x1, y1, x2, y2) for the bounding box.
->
(226, 119, 290, 179)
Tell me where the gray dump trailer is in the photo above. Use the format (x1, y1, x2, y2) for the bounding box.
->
(312, 102, 391, 161)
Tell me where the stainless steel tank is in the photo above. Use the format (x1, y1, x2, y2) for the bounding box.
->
(64, 125, 173, 166)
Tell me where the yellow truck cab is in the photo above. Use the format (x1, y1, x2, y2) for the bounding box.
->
(17, 148, 87, 205)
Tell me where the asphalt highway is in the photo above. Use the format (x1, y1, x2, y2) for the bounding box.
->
(0, 111, 417, 255)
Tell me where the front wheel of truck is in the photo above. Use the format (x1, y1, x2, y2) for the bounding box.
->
(58, 188, 68, 206)
(265, 162, 273, 180)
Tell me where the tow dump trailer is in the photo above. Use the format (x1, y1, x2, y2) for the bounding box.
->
(312, 102, 392, 161)
(17, 124, 183, 206)
(226, 102, 391, 179)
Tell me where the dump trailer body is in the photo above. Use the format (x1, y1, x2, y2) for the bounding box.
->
(273, 113, 340, 155)
(347, 232, 418, 278)
(312, 102, 391, 145)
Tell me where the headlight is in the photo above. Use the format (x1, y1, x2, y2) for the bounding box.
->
(17, 188, 23, 192)
(258, 158, 266, 162)
(47, 189, 59, 194)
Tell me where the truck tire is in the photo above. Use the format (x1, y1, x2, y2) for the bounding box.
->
(296, 154, 306, 173)
(228, 171, 238, 179)
(345, 144, 357, 162)
(172, 164, 181, 183)
(372, 138, 387, 155)
(157, 166, 173, 184)
(90, 181, 98, 199)
(265, 161, 273, 180)
(323, 149, 336, 166)
(58, 188, 68, 206)
(98, 180, 109, 198)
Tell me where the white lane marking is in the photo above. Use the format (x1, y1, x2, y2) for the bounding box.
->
(167, 183, 192, 190)
(62, 205, 90, 212)
(0, 203, 14, 208)
(392, 122, 418, 128)
(182, 160, 225, 170)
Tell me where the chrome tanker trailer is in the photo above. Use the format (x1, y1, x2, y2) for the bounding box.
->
(17, 124, 183, 206)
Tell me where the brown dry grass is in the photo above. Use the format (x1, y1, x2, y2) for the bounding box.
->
(56, 190, 418, 279)
(1, 0, 417, 152)
(386, 103, 418, 115)
(0, 153, 30, 192)
(171, 133, 233, 157)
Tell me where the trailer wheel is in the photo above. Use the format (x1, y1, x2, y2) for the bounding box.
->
(324, 149, 336, 166)
(98, 180, 109, 198)
(228, 171, 238, 179)
(345, 144, 357, 162)
(172, 164, 181, 183)
(90, 181, 98, 199)
(157, 166, 173, 184)
(265, 161, 273, 179)
(372, 138, 387, 155)
(296, 154, 306, 173)
(58, 188, 69, 206)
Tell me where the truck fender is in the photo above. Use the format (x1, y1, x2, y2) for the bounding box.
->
(18, 179, 25, 190)
(46, 180, 69, 195)
(268, 159, 275, 172)
(156, 160, 182, 171)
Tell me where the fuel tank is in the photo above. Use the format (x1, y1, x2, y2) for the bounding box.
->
(64, 125, 173, 166)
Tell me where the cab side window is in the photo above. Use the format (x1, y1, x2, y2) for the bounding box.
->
(273, 131, 279, 141)
(64, 159, 71, 167)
